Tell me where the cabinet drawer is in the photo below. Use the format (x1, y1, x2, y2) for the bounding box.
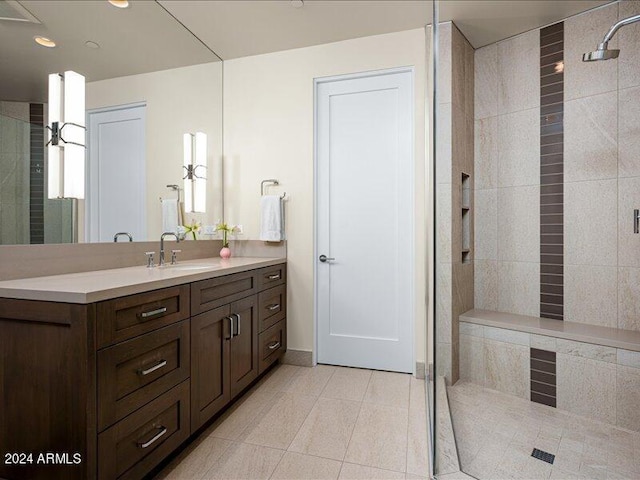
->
(98, 380, 190, 480)
(97, 285, 190, 348)
(97, 321, 190, 432)
(258, 284, 286, 333)
(191, 270, 257, 315)
(257, 264, 286, 290)
(258, 320, 286, 374)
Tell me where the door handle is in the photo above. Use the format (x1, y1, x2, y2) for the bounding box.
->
(319, 255, 335, 263)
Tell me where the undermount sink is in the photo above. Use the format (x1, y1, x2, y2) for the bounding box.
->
(162, 264, 213, 271)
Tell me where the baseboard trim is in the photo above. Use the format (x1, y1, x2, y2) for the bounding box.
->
(281, 349, 313, 367)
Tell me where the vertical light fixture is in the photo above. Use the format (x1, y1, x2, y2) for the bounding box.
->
(47, 70, 86, 199)
(183, 132, 207, 213)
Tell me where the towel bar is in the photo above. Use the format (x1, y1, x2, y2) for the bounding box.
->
(261, 179, 286, 199)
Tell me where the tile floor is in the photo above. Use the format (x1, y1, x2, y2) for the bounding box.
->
(447, 380, 640, 480)
(155, 364, 429, 480)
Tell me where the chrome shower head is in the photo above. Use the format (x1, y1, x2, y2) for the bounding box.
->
(582, 13, 640, 62)
(582, 42, 620, 62)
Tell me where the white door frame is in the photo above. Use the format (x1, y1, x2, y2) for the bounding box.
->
(312, 66, 416, 374)
(85, 102, 146, 242)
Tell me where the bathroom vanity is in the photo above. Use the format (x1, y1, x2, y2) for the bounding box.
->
(0, 258, 287, 480)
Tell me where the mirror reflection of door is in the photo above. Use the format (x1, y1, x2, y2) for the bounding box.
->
(86, 104, 146, 243)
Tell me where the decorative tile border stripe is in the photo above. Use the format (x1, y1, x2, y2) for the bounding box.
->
(540, 22, 564, 321)
(531, 347, 557, 408)
(29, 103, 44, 245)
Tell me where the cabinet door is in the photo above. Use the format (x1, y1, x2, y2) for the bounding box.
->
(229, 295, 259, 398)
(191, 305, 231, 433)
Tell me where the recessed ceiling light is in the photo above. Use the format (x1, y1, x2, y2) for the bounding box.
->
(290, 0, 304, 8)
(85, 41, 100, 49)
(108, 0, 129, 8)
(34, 36, 56, 48)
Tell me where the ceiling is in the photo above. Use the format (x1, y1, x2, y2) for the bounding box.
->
(0, 0, 219, 102)
(161, 0, 612, 58)
(0, 0, 615, 103)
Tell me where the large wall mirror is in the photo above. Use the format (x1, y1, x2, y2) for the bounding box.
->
(0, 0, 223, 244)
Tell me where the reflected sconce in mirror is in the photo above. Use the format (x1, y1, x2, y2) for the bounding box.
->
(183, 132, 207, 213)
(47, 71, 86, 199)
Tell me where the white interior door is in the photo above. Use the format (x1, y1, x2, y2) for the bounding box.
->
(87, 104, 146, 242)
(316, 68, 414, 373)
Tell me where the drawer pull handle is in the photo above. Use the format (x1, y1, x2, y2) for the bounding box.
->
(139, 307, 168, 319)
(268, 341, 281, 350)
(137, 426, 167, 449)
(267, 274, 281, 280)
(267, 304, 280, 311)
(138, 360, 167, 376)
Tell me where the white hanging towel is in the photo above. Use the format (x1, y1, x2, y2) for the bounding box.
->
(260, 195, 284, 242)
(161, 198, 179, 233)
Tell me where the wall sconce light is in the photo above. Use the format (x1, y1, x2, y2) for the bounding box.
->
(47, 70, 86, 199)
(183, 132, 207, 213)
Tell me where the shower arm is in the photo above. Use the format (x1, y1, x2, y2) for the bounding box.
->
(601, 13, 640, 44)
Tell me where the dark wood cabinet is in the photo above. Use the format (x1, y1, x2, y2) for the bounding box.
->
(190, 305, 231, 432)
(0, 262, 286, 480)
(229, 295, 259, 398)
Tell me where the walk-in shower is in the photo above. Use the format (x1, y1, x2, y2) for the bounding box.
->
(583, 13, 640, 61)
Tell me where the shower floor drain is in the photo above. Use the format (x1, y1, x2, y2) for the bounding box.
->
(531, 448, 555, 464)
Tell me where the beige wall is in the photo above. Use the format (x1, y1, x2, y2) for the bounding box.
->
(223, 28, 428, 364)
(86, 62, 224, 242)
(474, 0, 640, 332)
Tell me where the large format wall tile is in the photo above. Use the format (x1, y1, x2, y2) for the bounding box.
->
(564, 91, 618, 183)
(564, 264, 617, 328)
(618, 267, 640, 331)
(460, 334, 485, 385)
(565, 2, 618, 101)
(555, 338, 617, 363)
(497, 29, 539, 115)
(484, 339, 529, 398)
(616, 365, 640, 432)
(618, 86, 640, 178)
(498, 261, 540, 316)
(475, 188, 497, 260)
(557, 353, 616, 425)
(437, 184, 453, 263)
(474, 44, 498, 120)
(618, 177, 640, 268)
(474, 117, 497, 189)
(436, 263, 453, 344)
(437, 103, 453, 184)
(498, 108, 540, 187)
(619, 1, 640, 90)
(498, 186, 539, 263)
(451, 25, 467, 111)
(565, 179, 617, 266)
(474, 259, 498, 311)
(438, 23, 452, 106)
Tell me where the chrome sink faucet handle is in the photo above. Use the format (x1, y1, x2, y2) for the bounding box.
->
(145, 252, 155, 268)
(159, 232, 180, 266)
(114, 232, 133, 242)
(171, 249, 182, 265)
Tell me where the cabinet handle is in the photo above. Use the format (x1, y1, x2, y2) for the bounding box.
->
(139, 307, 167, 319)
(268, 341, 281, 350)
(138, 360, 167, 376)
(137, 426, 167, 449)
(228, 316, 234, 340)
(267, 304, 280, 311)
(267, 274, 280, 280)
(233, 313, 241, 336)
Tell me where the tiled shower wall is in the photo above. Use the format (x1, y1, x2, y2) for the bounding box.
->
(474, 1, 640, 331)
(0, 102, 30, 245)
(436, 23, 475, 383)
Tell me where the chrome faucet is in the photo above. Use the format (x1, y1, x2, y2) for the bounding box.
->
(113, 232, 133, 242)
(159, 232, 180, 266)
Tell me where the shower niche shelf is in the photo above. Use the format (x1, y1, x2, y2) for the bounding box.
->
(461, 172, 471, 264)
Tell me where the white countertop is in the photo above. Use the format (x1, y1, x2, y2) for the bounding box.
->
(0, 257, 286, 304)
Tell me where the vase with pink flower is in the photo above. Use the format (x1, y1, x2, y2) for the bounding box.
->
(215, 222, 239, 259)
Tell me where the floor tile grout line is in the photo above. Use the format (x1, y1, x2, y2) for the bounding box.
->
(341, 370, 373, 464)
